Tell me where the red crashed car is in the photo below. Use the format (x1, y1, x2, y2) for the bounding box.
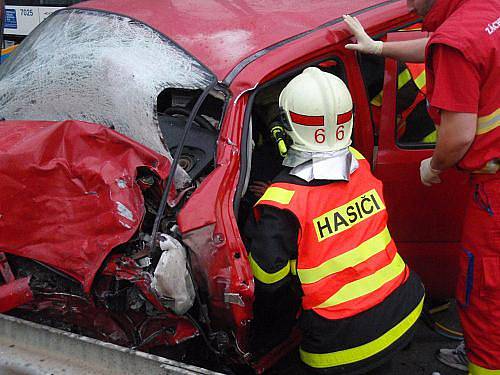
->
(0, 0, 469, 372)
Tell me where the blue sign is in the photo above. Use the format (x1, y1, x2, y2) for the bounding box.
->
(5, 9, 18, 29)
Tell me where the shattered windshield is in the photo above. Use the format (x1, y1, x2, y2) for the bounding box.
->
(0, 9, 214, 161)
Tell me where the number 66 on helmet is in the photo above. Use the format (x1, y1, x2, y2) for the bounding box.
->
(279, 67, 354, 152)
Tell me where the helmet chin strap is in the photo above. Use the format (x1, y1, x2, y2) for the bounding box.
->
(283, 148, 359, 182)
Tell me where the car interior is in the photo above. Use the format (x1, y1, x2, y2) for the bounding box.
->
(237, 58, 348, 230)
(357, 33, 437, 148)
(156, 88, 226, 181)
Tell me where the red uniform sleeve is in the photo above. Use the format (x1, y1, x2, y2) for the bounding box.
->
(429, 44, 480, 113)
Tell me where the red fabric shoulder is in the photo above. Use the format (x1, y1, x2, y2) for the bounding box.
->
(427, 45, 480, 113)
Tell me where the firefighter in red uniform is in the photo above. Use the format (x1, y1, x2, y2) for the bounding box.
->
(246, 67, 425, 374)
(344, 0, 499, 373)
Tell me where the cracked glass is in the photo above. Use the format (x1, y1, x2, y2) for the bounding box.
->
(0, 9, 214, 185)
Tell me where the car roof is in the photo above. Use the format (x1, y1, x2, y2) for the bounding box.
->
(75, 0, 404, 81)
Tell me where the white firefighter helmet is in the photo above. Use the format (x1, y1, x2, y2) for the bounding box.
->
(279, 67, 353, 152)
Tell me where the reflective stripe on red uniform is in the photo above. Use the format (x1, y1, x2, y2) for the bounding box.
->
(254, 148, 409, 320)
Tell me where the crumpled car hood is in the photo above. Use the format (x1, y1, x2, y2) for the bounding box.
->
(0, 120, 171, 292)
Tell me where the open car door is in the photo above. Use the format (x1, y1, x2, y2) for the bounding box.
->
(373, 29, 469, 299)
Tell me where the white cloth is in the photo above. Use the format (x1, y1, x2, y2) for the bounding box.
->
(283, 148, 359, 182)
(151, 234, 195, 315)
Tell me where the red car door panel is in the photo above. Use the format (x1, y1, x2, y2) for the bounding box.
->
(374, 31, 468, 299)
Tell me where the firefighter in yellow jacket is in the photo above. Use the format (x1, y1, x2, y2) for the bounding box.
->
(247, 67, 425, 374)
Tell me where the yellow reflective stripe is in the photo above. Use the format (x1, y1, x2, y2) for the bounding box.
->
(290, 259, 297, 275)
(298, 227, 392, 284)
(413, 69, 426, 90)
(370, 68, 413, 107)
(349, 147, 365, 160)
(398, 69, 412, 89)
(469, 363, 500, 375)
(256, 186, 295, 206)
(317, 253, 406, 308)
(477, 108, 500, 135)
(300, 296, 424, 368)
(370, 93, 383, 107)
(421, 130, 437, 143)
(249, 253, 290, 284)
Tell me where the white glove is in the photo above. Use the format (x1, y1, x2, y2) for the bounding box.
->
(420, 157, 442, 186)
(343, 14, 383, 55)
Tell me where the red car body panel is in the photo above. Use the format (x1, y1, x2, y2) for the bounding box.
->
(373, 53, 467, 298)
(0, 120, 171, 292)
(76, 0, 401, 81)
(0, 277, 33, 313)
(0, 252, 33, 313)
(219, 0, 414, 162)
(178, 96, 255, 349)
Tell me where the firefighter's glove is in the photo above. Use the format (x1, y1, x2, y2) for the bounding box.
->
(343, 15, 383, 55)
(270, 123, 288, 157)
(420, 157, 442, 186)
